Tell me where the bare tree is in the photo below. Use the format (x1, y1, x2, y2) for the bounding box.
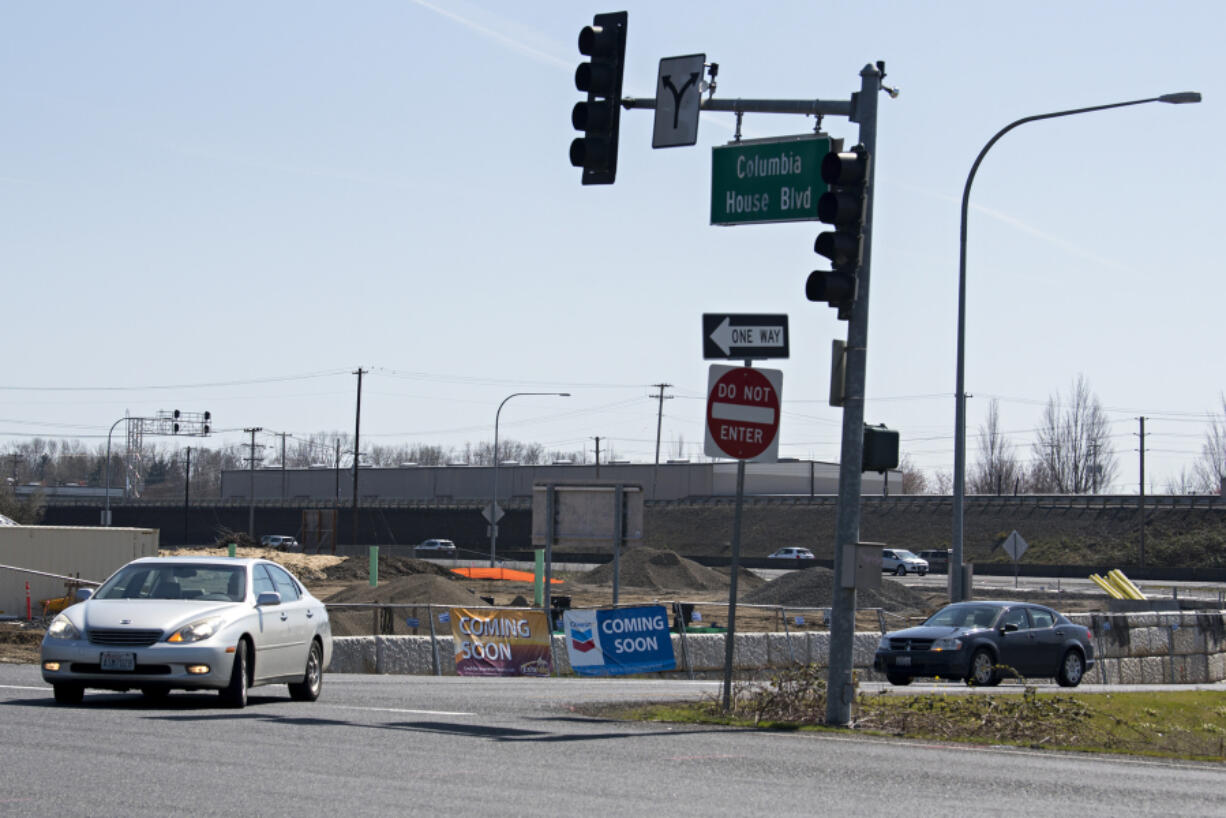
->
(898, 453, 930, 494)
(933, 470, 953, 494)
(969, 398, 1023, 494)
(1029, 374, 1118, 493)
(1193, 395, 1226, 494)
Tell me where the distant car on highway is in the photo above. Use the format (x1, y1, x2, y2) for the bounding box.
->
(768, 547, 816, 560)
(882, 548, 928, 576)
(40, 556, 331, 708)
(260, 535, 300, 552)
(415, 538, 457, 556)
(873, 600, 1094, 687)
(918, 549, 950, 574)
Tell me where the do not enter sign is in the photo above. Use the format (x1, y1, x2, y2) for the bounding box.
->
(703, 365, 783, 461)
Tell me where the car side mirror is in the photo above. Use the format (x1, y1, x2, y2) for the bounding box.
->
(75, 588, 93, 602)
(1000, 623, 1019, 633)
(256, 591, 282, 607)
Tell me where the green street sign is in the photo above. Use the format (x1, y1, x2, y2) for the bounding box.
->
(710, 134, 830, 226)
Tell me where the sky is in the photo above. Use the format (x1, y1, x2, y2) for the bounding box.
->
(2, 1, 1223, 493)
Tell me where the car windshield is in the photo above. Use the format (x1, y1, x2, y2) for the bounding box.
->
(894, 550, 919, 560)
(95, 563, 247, 602)
(923, 604, 1001, 629)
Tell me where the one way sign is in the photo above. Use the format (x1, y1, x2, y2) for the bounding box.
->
(702, 314, 789, 360)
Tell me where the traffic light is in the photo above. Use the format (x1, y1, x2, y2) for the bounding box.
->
(862, 423, 899, 473)
(570, 11, 628, 185)
(202, 411, 211, 435)
(172, 409, 181, 434)
(806, 145, 870, 319)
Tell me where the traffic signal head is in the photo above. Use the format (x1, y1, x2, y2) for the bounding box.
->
(807, 145, 870, 319)
(862, 424, 899, 473)
(570, 11, 628, 185)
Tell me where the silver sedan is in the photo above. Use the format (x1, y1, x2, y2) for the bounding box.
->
(41, 556, 331, 708)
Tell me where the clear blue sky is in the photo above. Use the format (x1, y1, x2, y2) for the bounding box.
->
(2, 1, 1222, 492)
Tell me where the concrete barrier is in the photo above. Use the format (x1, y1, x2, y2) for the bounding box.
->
(328, 609, 1226, 685)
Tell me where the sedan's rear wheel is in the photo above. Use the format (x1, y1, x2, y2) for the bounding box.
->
(53, 683, 84, 705)
(966, 648, 1000, 686)
(885, 672, 913, 686)
(288, 640, 323, 702)
(220, 639, 249, 708)
(1056, 649, 1085, 687)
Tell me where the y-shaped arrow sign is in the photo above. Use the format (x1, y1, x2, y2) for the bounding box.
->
(662, 71, 700, 128)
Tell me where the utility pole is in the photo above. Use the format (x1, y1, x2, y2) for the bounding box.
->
(243, 427, 263, 540)
(275, 431, 289, 498)
(351, 368, 367, 547)
(593, 436, 601, 478)
(1138, 416, 1147, 568)
(183, 446, 191, 546)
(6, 453, 23, 490)
(648, 383, 672, 500)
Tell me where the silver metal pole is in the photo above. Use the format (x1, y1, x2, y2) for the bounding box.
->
(952, 92, 1200, 602)
(102, 416, 127, 527)
(825, 63, 880, 727)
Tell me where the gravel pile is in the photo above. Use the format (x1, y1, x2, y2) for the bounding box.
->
(322, 554, 451, 582)
(580, 548, 764, 594)
(323, 573, 479, 606)
(744, 566, 929, 613)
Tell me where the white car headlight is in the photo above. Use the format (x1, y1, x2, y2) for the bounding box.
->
(167, 616, 223, 644)
(931, 636, 963, 652)
(46, 613, 81, 641)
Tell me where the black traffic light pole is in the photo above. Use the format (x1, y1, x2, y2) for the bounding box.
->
(573, 14, 887, 725)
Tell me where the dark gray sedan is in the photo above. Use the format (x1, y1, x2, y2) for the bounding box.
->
(873, 601, 1095, 687)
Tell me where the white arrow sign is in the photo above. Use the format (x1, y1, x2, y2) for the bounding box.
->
(708, 316, 786, 356)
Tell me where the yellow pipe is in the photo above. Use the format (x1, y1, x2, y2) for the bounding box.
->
(1109, 569, 1146, 600)
(1090, 573, 1124, 599)
(1103, 569, 1137, 600)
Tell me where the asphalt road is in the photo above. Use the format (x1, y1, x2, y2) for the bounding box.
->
(2, 664, 1224, 817)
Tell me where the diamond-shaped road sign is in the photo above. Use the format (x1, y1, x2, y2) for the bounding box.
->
(653, 53, 704, 148)
(483, 503, 505, 524)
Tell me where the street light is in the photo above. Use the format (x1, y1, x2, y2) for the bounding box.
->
(488, 392, 570, 567)
(102, 416, 128, 526)
(951, 91, 1201, 601)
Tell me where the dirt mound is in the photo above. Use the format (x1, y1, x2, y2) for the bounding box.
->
(744, 566, 930, 614)
(579, 548, 764, 594)
(324, 573, 480, 606)
(322, 554, 452, 582)
(324, 574, 487, 637)
(171, 547, 346, 583)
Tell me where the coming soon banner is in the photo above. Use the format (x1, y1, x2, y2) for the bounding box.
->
(449, 608, 552, 677)
(563, 605, 676, 676)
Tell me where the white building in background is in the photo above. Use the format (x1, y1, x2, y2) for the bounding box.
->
(220, 459, 899, 502)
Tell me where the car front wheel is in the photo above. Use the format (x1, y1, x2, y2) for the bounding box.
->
(53, 683, 84, 705)
(288, 641, 324, 702)
(966, 648, 1000, 686)
(894, 565, 907, 576)
(220, 639, 249, 708)
(1056, 649, 1085, 687)
(885, 673, 913, 686)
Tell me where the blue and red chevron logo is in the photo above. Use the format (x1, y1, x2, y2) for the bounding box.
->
(569, 625, 596, 653)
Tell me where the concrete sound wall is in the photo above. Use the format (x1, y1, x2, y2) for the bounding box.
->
(328, 609, 1226, 685)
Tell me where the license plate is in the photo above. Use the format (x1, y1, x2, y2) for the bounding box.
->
(894, 656, 911, 667)
(100, 652, 136, 671)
